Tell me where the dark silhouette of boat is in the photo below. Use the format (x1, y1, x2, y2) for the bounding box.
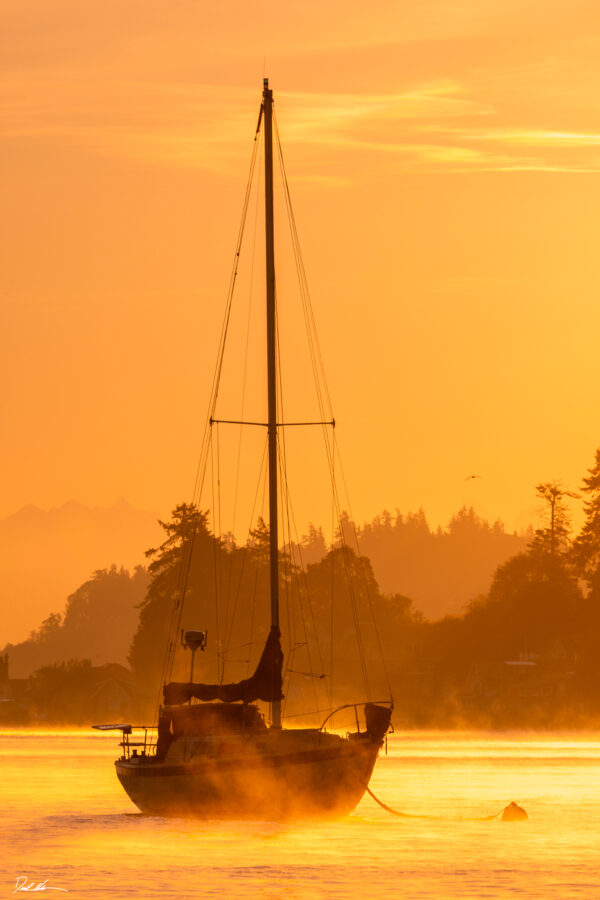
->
(98, 80, 392, 819)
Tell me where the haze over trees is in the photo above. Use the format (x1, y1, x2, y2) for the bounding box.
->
(4, 446, 600, 725)
(1, 502, 522, 682)
(2, 566, 148, 678)
(128, 505, 416, 718)
(340, 507, 529, 619)
(0, 498, 527, 651)
(407, 453, 600, 726)
(0, 499, 161, 644)
(125, 447, 600, 725)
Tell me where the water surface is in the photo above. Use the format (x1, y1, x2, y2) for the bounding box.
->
(1, 730, 598, 898)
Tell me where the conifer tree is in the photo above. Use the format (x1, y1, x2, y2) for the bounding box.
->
(128, 504, 218, 683)
(529, 481, 579, 561)
(571, 448, 600, 587)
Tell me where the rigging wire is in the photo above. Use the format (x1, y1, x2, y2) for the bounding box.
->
(222, 433, 269, 671)
(223, 137, 262, 676)
(333, 435, 393, 699)
(329, 464, 336, 709)
(244, 462, 270, 680)
(210, 427, 222, 682)
(153, 120, 262, 714)
(154, 98, 391, 723)
(232, 126, 263, 538)
(274, 109, 374, 703)
(274, 299, 325, 721)
(222, 128, 264, 674)
(273, 111, 334, 424)
(273, 262, 331, 718)
(277, 432, 323, 722)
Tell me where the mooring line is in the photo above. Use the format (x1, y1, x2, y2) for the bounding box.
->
(366, 788, 527, 822)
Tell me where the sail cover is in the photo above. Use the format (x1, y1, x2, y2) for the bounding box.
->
(163, 626, 283, 706)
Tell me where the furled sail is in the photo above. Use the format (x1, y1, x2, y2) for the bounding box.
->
(163, 626, 284, 706)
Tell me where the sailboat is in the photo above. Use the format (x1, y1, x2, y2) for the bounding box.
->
(101, 80, 392, 820)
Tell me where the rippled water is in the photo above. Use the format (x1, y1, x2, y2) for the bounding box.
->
(1, 730, 599, 898)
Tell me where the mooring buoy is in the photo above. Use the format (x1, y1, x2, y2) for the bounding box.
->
(501, 801, 528, 821)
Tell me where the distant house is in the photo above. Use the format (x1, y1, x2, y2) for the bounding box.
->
(90, 663, 137, 722)
(463, 654, 573, 722)
(0, 654, 141, 724)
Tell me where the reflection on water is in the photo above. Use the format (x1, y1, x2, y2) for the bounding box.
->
(1, 730, 599, 898)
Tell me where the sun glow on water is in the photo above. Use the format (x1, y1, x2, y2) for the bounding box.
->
(1, 730, 600, 898)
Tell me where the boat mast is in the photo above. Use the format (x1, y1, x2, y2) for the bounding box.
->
(263, 78, 281, 729)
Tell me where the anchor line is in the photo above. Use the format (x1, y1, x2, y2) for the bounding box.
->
(366, 787, 521, 822)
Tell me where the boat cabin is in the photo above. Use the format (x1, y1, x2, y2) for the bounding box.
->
(156, 702, 267, 760)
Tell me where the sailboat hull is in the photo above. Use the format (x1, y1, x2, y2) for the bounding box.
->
(115, 733, 382, 819)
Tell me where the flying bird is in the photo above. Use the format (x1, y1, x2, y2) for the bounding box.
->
(465, 474, 482, 480)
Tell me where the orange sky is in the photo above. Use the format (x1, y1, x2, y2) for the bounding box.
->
(2, 0, 600, 542)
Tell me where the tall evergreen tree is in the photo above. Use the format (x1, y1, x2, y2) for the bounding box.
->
(529, 481, 579, 560)
(128, 505, 220, 686)
(128, 507, 278, 695)
(571, 448, 600, 588)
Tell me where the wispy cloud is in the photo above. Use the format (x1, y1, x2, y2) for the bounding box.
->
(414, 124, 600, 171)
(0, 78, 492, 172)
(279, 81, 493, 130)
(280, 85, 600, 171)
(4, 75, 600, 175)
(437, 126, 600, 147)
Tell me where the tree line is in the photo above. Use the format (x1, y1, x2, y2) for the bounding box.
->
(3, 448, 600, 726)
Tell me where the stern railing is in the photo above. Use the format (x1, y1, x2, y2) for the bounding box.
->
(319, 700, 393, 736)
(92, 724, 157, 760)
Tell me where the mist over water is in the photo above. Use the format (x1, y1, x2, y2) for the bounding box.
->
(2, 730, 599, 898)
